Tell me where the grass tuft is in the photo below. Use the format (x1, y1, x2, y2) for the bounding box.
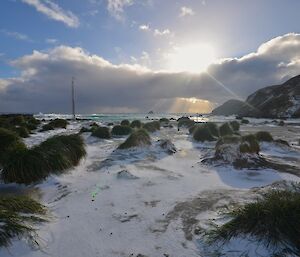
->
(91, 127, 111, 139)
(241, 118, 250, 124)
(0, 128, 26, 164)
(178, 117, 195, 129)
(130, 120, 142, 128)
(159, 118, 169, 123)
(207, 190, 300, 255)
(229, 121, 240, 131)
(40, 119, 68, 131)
(0, 195, 47, 248)
(120, 120, 130, 126)
(219, 122, 234, 137)
(255, 131, 273, 142)
(15, 126, 30, 138)
(1, 134, 86, 184)
(112, 125, 132, 136)
(193, 125, 216, 142)
(118, 129, 151, 149)
(240, 134, 260, 153)
(143, 121, 160, 133)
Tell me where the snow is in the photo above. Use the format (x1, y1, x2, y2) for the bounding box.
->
(1, 117, 300, 257)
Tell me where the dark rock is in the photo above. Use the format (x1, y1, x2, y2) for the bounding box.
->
(211, 75, 300, 118)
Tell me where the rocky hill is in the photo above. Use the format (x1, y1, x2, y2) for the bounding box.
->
(212, 75, 300, 118)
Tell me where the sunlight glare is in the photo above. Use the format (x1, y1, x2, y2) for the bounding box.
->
(166, 44, 216, 73)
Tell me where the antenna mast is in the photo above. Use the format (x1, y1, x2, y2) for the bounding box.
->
(71, 77, 76, 120)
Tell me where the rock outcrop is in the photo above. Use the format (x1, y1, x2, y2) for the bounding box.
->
(212, 75, 300, 118)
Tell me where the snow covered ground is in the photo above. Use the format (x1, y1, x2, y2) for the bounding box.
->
(1, 117, 300, 257)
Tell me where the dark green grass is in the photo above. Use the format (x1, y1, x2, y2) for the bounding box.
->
(204, 122, 219, 138)
(118, 129, 151, 149)
(193, 125, 216, 142)
(38, 134, 86, 168)
(255, 131, 274, 142)
(1, 134, 86, 184)
(241, 118, 250, 124)
(159, 118, 169, 123)
(49, 119, 68, 128)
(2, 147, 51, 184)
(91, 127, 111, 139)
(207, 190, 300, 255)
(15, 126, 30, 138)
(112, 125, 132, 136)
(178, 118, 195, 129)
(130, 120, 142, 128)
(0, 128, 26, 164)
(40, 123, 54, 132)
(79, 126, 93, 133)
(40, 119, 68, 131)
(240, 134, 260, 154)
(120, 119, 130, 126)
(219, 122, 234, 137)
(229, 121, 240, 131)
(0, 195, 47, 248)
(143, 121, 160, 132)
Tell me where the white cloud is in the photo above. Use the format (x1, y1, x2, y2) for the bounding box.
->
(45, 38, 58, 44)
(22, 0, 79, 28)
(0, 29, 32, 41)
(139, 24, 150, 31)
(179, 6, 195, 17)
(154, 29, 171, 36)
(107, 0, 134, 20)
(0, 33, 300, 113)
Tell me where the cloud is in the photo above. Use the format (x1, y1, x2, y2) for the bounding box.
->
(179, 6, 195, 17)
(138, 25, 172, 37)
(154, 29, 171, 36)
(106, 0, 134, 20)
(139, 24, 150, 31)
(0, 33, 300, 113)
(22, 0, 79, 28)
(0, 29, 32, 42)
(45, 38, 58, 44)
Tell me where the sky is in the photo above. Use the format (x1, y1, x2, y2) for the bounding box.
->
(0, 0, 300, 114)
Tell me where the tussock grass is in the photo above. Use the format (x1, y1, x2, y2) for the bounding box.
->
(240, 134, 260, 154)
(219, 122, 234, 137)
(49, 119, 68, 128)
(79, 127, 93, 133)
(118, 129, 151, 149)
(229, 121, 240, 131)
(255, 131, 273, 142)
(178, 117, 195, 128)
(193, 126, 215, 142)
(0, 128, 26, 164)
(1, 134, 86, 184)
(241, 118, 249, 124)
(2, 147, 51, 184)
(15, 126, 30, 138)
(130, 120, 142, 128)
(38, 134, 86, 168)
(159, 118, 169, 123)
(143, 121, 160, 132)
(205, 122, 219, 138)
(91, 127, 111, 139)
(112, 125, 132, 136)
(120, 120, 130, 126)
(0, 115, 40, 136)
(40, 123, 54, 131)
(40, 119, 68, 131)
(0, 195, 47, 248)
(208, 190, 300, 255)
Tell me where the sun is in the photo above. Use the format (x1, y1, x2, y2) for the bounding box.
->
(166, 43, 216, 73)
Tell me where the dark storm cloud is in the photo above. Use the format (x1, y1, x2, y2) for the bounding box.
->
(0, 33, 299, 113)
